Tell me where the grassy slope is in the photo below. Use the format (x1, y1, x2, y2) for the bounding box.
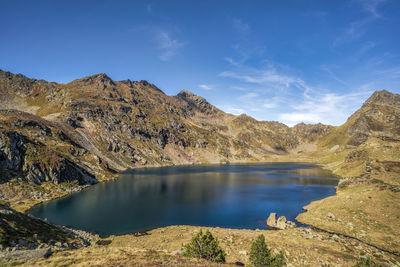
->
(5, 226, 399, 266)
(0, 204, 83, 248)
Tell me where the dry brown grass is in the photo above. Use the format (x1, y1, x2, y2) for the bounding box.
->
(6, 225, 399, 266)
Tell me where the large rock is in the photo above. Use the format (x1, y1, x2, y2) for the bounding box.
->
(266, 212, 296, 230)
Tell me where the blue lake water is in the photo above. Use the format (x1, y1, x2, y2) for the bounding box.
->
(29, 163, 338, 236)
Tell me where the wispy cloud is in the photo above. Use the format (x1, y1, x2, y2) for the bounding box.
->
(198, 84, 213, 90)
(279, 91, 373, 126)
(232, 18, 250, 34)
(219, 63, 312, 98)
(375, 66, 400, 78)
(263, 102, 278, 109)
(333, 0, 386, 46)
(231, 85, 248, 91)
(221, 106, 245, 115)
(224, 57, 242, 67)
(333, 18, 371, 46)
(157, 30, 187, 61)
(218, 54, 379, 126)
(146, 4, 153, 14)
(354, 41, 377, 59)
(321, 65, 348, 86)
(279, 113, 322, 126)
(242, 92, 259, 99)
(356, 0, 386, 18)
(130, 25, 187, 62)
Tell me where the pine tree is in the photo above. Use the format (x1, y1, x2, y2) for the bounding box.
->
(249, 234, 285, 267)
(182, 230, 226, 263)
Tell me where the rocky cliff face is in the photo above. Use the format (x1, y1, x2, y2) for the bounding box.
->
(315, 89, 400, 181)
(0, 110, 98, 185)
(347, 90, 400, 145)
(0, 70, 398, 207)
(321, 90, 400, 148)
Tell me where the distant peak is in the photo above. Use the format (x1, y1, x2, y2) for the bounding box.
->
(87, 73, 113, 81)
(77, 73, 115, 89)
(371, 89, 393, 97)
(364, 89, 399, 106)
(177, 90, 196, 98)
(177, 90, 219, 115)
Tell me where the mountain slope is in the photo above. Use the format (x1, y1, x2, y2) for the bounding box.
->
(0, 70, 332, 173)
(315, 90, 400, 180)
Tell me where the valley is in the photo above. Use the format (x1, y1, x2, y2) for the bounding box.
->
(0, 70, 399, 266)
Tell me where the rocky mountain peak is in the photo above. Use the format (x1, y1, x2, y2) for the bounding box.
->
(344, 90, 400, 146)
(364, 90, 400, 107)
(177, 89, 195, 98)
(0, 70, 44, 97)
(77, 73, 116, 89)
(177, 90, 219, 115)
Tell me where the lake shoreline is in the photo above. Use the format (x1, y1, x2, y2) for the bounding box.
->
(27, 162, 338, 236)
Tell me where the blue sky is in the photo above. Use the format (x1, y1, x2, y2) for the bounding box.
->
(1, 0, 399, 126)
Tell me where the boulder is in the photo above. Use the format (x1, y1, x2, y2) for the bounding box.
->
(266, 212, 296, 230)
(266, 212, 277, 227)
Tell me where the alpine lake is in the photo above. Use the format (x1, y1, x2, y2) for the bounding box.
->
(29, 163, 338, 236)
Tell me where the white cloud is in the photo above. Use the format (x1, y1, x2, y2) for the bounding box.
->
(219, 63, 312, 98)
(231, 86, 248, 91)
(242, 92, 258, 99)
(279, 91, 373, 126)
(232, 18, 250, 34)
(375, 66, 400, 78)
(321, 65, 348, 86)
(224, 57, 241, 67)
(333, 18, 371, 46)
(198, 84, 213, 90)
(357, 0, 386, 18)
(131, 25, 187, 62)
(279, 113, 322, 126)
(262, 102, 278, 109)
(222, 107, 245, 115)
(157, 31, 186, 61)
(333, 0, 386, 46)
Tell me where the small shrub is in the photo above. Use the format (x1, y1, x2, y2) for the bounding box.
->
(249, 234, 285, 267)
(352, 257, 382, 267)
(182, 230, 226, 263)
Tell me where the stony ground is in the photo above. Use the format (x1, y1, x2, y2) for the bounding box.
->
(3, 225, 399, 266)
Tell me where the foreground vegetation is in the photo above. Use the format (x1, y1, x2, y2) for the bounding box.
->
(1, 225, 398, 266)
(182, 229, 226, 263)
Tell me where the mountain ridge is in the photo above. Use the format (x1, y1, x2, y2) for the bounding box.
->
(1, 70, 398, 183)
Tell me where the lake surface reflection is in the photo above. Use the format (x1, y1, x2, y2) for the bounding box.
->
(29, 163, 338, 235)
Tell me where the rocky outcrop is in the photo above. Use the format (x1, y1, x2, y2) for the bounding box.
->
(0, 110, 98, 185)
(292, 123, 333, 143)
(176, 90, 221, 115)
(347, 90, 400, 146)
(266, 212, 296, 230)
(0, 204, 84, 249)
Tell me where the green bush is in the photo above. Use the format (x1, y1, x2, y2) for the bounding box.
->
(352, 257, 382, 267)
(182, 229, 226, 263)
(249, 235, 285, 267)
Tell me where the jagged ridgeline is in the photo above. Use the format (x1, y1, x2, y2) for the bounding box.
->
(0, 70, 334, 185)
(0, 70, 399, 189)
